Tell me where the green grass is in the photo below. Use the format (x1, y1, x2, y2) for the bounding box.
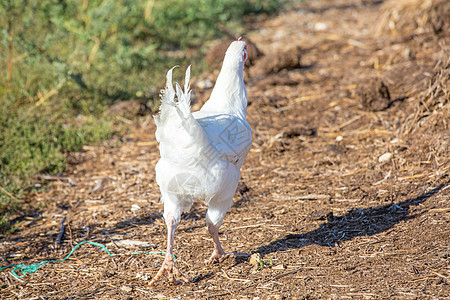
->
(0, 0, 289, 231)
(0, 101, 113, 224)
(1, 0, 285, 103)
(0, 215, 13, 235)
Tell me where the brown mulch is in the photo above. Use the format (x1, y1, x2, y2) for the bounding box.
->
(1, 0, 449, 299)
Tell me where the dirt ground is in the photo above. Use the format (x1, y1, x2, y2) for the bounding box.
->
(1, 0, 449, 299)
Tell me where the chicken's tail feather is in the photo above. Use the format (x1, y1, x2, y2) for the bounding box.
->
(159, 66, 178, 108)
(155, 66, 210, 167)
(154, 66, 177, 127)
(171, 66, 200, 136)
(175, 80, 191, 121)
(156, 65, 205, 140)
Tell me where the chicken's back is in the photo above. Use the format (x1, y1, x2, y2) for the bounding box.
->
(156, 111, 251, 211)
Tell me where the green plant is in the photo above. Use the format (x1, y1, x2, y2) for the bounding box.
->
(258, 256, 273, 270)
(0, 214, 15, 235)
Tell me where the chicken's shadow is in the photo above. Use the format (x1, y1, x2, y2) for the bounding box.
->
(256, 180, 448, 256)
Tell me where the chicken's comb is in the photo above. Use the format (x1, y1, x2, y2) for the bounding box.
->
(238, 37, 243, 41)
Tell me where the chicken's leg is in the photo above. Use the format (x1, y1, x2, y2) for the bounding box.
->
(149, 214, 189, 286)
(206, 224, 248, 265)
(207, 223, 226, 264)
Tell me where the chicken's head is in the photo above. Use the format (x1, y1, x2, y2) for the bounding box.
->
(223, 38, 248, 70)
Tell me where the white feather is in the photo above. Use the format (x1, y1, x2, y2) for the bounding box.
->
(154, 41, 251, 227)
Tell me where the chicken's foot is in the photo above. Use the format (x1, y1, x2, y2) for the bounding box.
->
(149, 214, 189, 286)
(206, 223, 232, 264)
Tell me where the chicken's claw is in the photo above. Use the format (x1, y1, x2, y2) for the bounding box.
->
(205, 251, 235, 265)
(149, 254, 189, 286)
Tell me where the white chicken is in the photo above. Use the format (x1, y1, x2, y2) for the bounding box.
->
(150, 39, 252, 285)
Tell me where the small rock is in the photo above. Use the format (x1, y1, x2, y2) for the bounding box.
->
(249, 253, 261, 266)
(378, 152, 392, 163)
(131, 204, 141, 212)
(336, 135, 343, 142)
(121, 286, 132, 293)
(314, 22, 328, 31)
